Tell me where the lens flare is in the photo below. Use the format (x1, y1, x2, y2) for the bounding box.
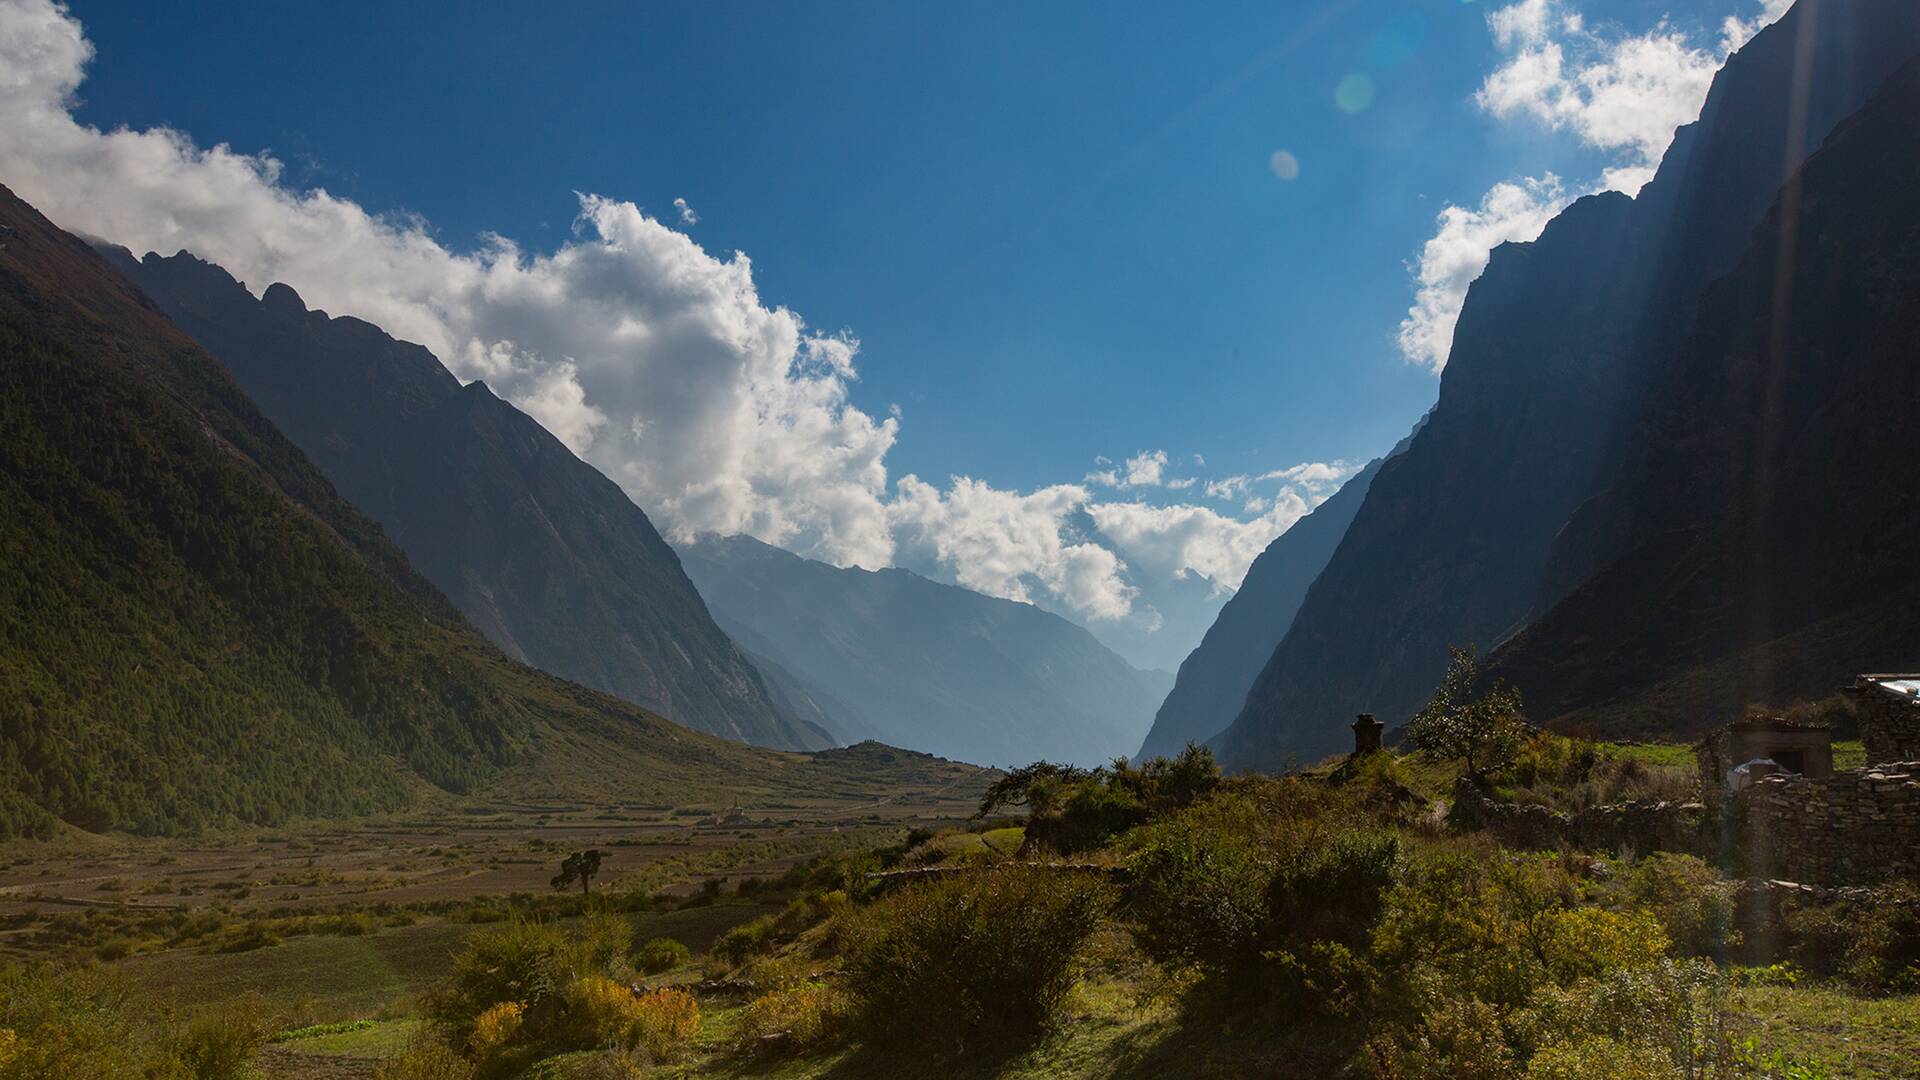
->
(1335, 73, 1375, 114)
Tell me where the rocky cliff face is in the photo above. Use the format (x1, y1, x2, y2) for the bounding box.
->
(678, 533, 1172, 768)
(1137, 450, 1390, 761)
(1484, 56, 1920, 735)
(1218, 0, 1920, 768)
(110, 251, 826, 751)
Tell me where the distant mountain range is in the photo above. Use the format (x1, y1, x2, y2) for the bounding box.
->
(0, 183, 956, 840)
(1215, 0, 1920, 767)
(677, 533, 1172, 768)
(103, 249, 824, 752)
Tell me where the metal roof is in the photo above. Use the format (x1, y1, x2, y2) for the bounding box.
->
(1860, 675, 1920, 701)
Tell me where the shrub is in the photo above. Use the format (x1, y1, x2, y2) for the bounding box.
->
(214, 921, 281, 953)
(731, 983, 849, 1055)
(468, 1000, 524, 1060)
(1373, 852, 1578, 1012)
(1523, 1035, 1682, 1080)
(1126, 794, 1278, 970)
(1270, 830, 1403, 951)
(1620, 854, 1735, 959)
(629, 988, 700, 1063)
(1537, 908, 1669, 985)
(0, 962, 165, 1078)
(428, 918, 570, 1047)
(1783, 882, 1920, 991)
(1027, 778, 1146, 855)
(1515, 959, 1732, 1075)
(171, 995, 273, 1080)
(431, 912, 631, 1047)
(633, 937, 689, 974)
(1370, 997, 1516, 1080)
(843, 864, 1112, 1043)
(553, 978, 700, 1062)
(567, 975, 647, 1047)
(712, 916, 776, 964)
(373, 1038, 475, 1080)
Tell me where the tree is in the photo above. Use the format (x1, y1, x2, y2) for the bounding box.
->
(551, 849, 604, 895)
(1406, 646, 1526, 778)
(977, 761, 1097, 818)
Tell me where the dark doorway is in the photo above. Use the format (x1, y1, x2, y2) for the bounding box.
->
(1770, 749, 1807, 774)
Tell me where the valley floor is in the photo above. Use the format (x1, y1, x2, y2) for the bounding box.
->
(5, 741, 1919, 1079)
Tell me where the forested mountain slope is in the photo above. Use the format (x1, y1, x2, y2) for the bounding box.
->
(105, 250, 822, 751)
(0, 185, 937, 839)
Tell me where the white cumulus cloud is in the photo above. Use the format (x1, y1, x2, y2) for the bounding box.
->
(1397, 175, 1570, 371)
(0, 0, 1369, 637)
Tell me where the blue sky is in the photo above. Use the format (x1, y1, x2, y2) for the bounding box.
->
(11, 0, 1782, 665)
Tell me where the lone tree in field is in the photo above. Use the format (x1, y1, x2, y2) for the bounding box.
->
(551, 849, 604, 895)
(1406, 646, 1526, 779)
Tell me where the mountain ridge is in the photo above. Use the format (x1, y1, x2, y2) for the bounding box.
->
(1482, 53, 1920, 733)
(103, 248, 822, 751)
(677, 533, 1171, 768)
(1217, 0, 1920, 768)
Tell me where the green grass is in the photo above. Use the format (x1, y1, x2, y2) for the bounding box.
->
(271, 1018, 423, 1058)
(113, 901, 787, 1020)
(1597, 741, 1698, 770)
(979, 827, 1025, 855)
(116, 919, 474, 1018)
(1834, 740, 1867, 770)
(1732, 984, 1920, 1079)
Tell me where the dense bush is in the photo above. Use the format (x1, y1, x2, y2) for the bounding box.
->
(731, 982, 850, 1055)
(1125, 792, 1284, 970)
(979, 744, 1222, 855)
(1782, 882, 1920, 992)
(633, 936, 688, 974)
(0, 962, 274, 1079)
(372, 1039, 475, 1080)
(712, 916, 777, 964)
(169, 996, 273, 1080)
(842, 863, 1112, 1043)
(1618, 854, 1736, 960)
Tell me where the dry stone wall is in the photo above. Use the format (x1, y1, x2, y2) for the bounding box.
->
(1450, 777, 1708, 856)
(1737, 762, 1920, 885)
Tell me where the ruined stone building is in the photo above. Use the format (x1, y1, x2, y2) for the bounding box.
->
(1709, 676, 1920, 885)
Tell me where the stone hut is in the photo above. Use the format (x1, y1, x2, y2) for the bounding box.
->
(1696, 715, 1833, 812)
(1704, 677, 1920, 885)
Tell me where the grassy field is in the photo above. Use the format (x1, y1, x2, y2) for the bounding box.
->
(10, 735, 1920, 1079)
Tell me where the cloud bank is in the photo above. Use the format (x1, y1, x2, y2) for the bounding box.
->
(0, 0, 1354, 631)
(1398, 0, 1790, 372)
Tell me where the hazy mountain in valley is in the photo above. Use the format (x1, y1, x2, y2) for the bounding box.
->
(1484, 56, 1920, 734)
(1216, 0, 1920, 769)
(677, 533, 1172, 768)
(1138, 449, 1391, 761)
(105, 250, 825, 751)
(1070, 569, 1230, 677)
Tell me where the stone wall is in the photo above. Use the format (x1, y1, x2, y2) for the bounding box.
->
(1738, 762, 1920, 885)
(1450, 777, 1709, 857)
(1858, 685, 1920, 765)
